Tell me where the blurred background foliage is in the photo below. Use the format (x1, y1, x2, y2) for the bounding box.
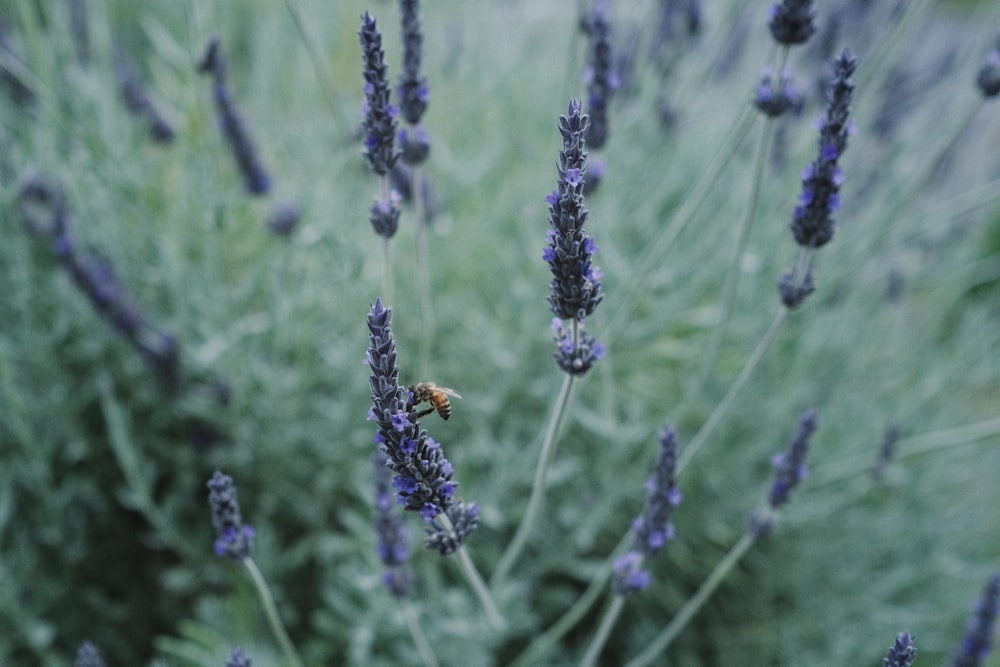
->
(1, 0, 999, 665)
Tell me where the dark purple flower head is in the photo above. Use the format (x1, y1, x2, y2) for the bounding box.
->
(207, 470, 255, 560)
(753, 66, 805, 118)
(883, 631, 917, 667)
(374, 450, 412, 597)
(198, 38, 271, 195)
(369, 190, 402, 239)
(359, 12, 400, 176)
(768, 0, 815, 46)
(777, 264, 815, 309)
(114, 46, 175, 143)
(545, 100, 604, 327)
(397, 0, 429, 126)
(871, 422, 901, 482)
(950, 574, 1000, 667)
(612, 426, 682, 596)
(226, 647, 252, 667)
(424, 499, 480, 555)
(551, 318, 605, 376)
(977, 34, 1000, 98)
(582, 3, 615, 150)
(265, 201, 301, 237)
(749, 409, 818, 537)
(398, 125, 431, 166)
(74, 642, 107, 667)
(367, 301, 476, 549)
(789, 50, 857, 249)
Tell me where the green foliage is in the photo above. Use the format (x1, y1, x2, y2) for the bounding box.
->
(1, 0, 999, 665)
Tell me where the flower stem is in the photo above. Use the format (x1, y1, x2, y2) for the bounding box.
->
(242, 557, 305, 667)
(412, 165, 435, 374)
(678, 116, 775, 419)
(454, 544, 506, 631)
(492, 372, 576, 586)
(677, 308, 787, 474)
(623, 533, 757, 667)
(400, 598, 441, 667)
(281, 0, 338, 116)
(579, 594, 626, 667)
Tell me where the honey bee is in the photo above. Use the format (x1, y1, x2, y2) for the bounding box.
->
(407, 381, 462, 420)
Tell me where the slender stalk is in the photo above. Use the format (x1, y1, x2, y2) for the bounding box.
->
(677, 308, 788, 474)
(400, 599, 441, 667)
(579, 595, 626, 667)
(282, 0, 338, 116)
(623, 533, 757, 667)
(382, 236, 393, 305)
(492, 372, 576, 586)
(678, 117, 775, 419)
(602, 107, 757, 343)
(412, 165, 435, 374)
(454, 544, 506, 631)
(508, 534, 629, 667)
(241, 557, 306, 667)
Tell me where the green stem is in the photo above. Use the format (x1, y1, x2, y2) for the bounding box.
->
(281, 0, 338, 117)
(242, 557, 306, 667)
(579, 594, 626, 667)
(508, 533, 629, 667)
(492, 372, 576, 586)
(623, 533, 757, 667)
(412, 164, 435, 374)
(400, 598, 441, 667)
(677, 308, 788, 474)
(602, 107, 757, 344)
(454, 543, 506, 631)
(678, 117, 775, 419)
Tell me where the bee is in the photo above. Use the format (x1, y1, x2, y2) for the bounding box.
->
(407, 381, 462, 420)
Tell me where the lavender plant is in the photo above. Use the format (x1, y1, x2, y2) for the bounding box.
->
(225, 647, 252, 667)
(883, 631, 917, 667)
(949, 574, 1000, 667)
(198, 38, 272, 196)
(73, 642, 106, 667)
(114, 46, 174, 143)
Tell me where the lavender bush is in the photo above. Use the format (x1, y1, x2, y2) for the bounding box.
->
(1, 2, 999, 665)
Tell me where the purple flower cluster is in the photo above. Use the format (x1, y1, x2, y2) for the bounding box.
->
(582, 3, 618, 151)
(359, 12, 400, 177)
(226, 647, 252, 667)
(779, 50, 857, 309)
(977, 34, 1000, 98)
(883, 632, 917, 667)
(114, 46, 175, 143)
(749, 408, 817, 537)
(950, 574, 1000, 667)
(74, 642, 107, 667)
(206, 470, 255, 560)
(396, 0, 432, 169)
(767, 0, 815, 46)
(16, 177, 180, 389)
(544, 100, 605, 374)
(374, 450, 412, 597)
(366, 300, 479, 553)
(753, 66, 804, 118)
(198, 39, 271, 196)
(612, 426, 682, 595)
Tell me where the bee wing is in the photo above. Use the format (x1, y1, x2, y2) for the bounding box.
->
(437, 386, 462, 399)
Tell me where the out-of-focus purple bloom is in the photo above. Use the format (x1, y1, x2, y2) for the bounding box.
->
(582, 3, 617, 150)
(74, 642, 106, 667)
(115, 47, 175, 143)
(753, 66, 805, 118)
(950, 574, 1000, 667)
(397, 0, 430, 164)
(768, 0, 815, 46)
(749, 409, 818, 537)
(612, 426, 682, 595)
(374, 450, 412, 597)
(198, 39, 271, 195)
(225, 647, 252, 667)
(977, 34, 1000, 98)
(265, 201, 301, 237)
(871, 422, 901, 482)
(883, 631, 917, 667)
(360, 12, 399, 176)
(207, 470, 255, 560)
(369, 190, 402, 239)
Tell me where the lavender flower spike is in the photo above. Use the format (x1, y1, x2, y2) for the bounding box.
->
(198, 39, 271, 195)
(583, 2, 617, 150)
(374, 450, 412, 597)
(883, 631, 917, 667)
(748, 408, 818, 537)
(950, 573, 1000, 667)
(367, 299, 478, 552)
(397, 0, 429, 127)
(544, 101, 605, 374)
(767, 0, 815, 46)
(360, 12, 400, 176)
(74, 642, 107, 667)
(207, 470, 255, 560)
(612, 426, 682, 596)
(226, 647, 252, 667)
(977, 34, 1000, 99)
